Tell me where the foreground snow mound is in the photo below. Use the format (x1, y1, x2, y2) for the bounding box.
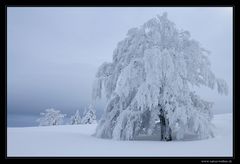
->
(7, 113, 232, 157)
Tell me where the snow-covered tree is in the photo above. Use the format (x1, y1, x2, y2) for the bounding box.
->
(81, 104, 97, 124)
(37, 108, 66, 126)
(92, 13, 228, 141)
(70, 110, 82, 125)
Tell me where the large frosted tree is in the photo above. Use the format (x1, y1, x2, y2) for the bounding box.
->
(92, 13, 228, 141)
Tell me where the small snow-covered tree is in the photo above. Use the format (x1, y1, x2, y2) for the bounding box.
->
(92, 13, 228, 141)
(37, 108, 66, 126)
(70, 110, 82, 125)
(81, 104, 97, 124)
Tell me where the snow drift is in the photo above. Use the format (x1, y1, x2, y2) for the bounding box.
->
(7, 113, 232, 157)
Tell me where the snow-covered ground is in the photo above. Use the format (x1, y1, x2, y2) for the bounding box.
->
(7, 113, 233, 157)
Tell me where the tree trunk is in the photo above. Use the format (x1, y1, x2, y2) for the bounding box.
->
(159, 108, 172, 141)
(165, 119, 172, 141)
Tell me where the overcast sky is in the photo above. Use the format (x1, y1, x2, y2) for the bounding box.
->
(7, 7, 233, 127)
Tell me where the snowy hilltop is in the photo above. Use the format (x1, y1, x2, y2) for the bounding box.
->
(92, 13, 228, 141)
(7, 113, 232, 156)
